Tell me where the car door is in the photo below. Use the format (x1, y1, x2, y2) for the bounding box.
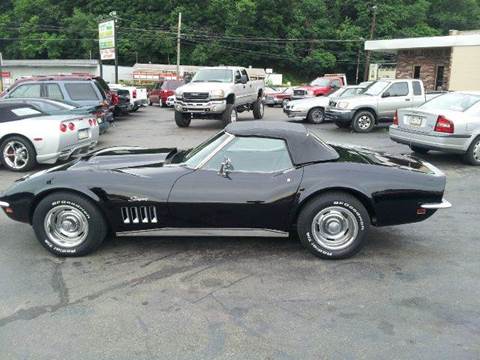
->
(377, 81, 410, 121)
(234, 70, 247, 105)
(168, 136, 303, 231)
(241, 69, 255, 103)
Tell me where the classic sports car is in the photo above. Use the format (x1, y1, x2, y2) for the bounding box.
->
(0, 122, 451, 259)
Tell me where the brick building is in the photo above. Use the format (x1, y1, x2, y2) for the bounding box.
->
(365, 30, 480, 91)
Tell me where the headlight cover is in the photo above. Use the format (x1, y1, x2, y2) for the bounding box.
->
(337, 101, 350, 109)
(210, 89, 225, 100)
(175, 89, 183, 99)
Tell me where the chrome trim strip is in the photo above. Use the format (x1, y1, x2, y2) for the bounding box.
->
(0, 201, 10, 208)
(195, 133, 235, 169)
(421, 199, 452, 209)
(116, 228, 289, 238)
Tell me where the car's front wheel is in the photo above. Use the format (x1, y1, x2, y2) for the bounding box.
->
(297, 192, 369, 259)
(307, 107, 325, 124)
(32, 192, 108, 256)
(463, 136, 480, 166)
(175, 111, 191, 127)
(253, 98, 264, 119)
(352, 110, 375, 133)
(0, 135, 37, 172)
(222, 103, 238, 125)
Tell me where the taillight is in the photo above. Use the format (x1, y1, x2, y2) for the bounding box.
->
(133, 89, 137, 99)
(93, 119, 97, 126)
(89, 119, 93, 126)
(434, 115, 454, 134)
(68, 122, 75, 131)
(60, 123, 67, 132)
(393, 111, 398, 125)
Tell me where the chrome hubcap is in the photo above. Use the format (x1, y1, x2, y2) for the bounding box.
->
(311, 206, 359, 250)
(44, 205, 89, 248)
(311, 109, 324, 123)
(3, 141, 29, 169)
(473, 140, 480, 161)
(358, 115, 372, 130)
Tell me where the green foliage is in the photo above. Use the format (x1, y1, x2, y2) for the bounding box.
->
(0, 0, 479, 79)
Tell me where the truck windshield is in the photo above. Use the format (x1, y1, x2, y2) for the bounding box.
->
(192, 69, 234, 83)
(310, 78, 330, 87)
(364, 81, 389, 96)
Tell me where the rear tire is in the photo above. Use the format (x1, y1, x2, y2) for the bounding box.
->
(253, 98, 264, 119)
(175, 111, 191, 127)
(0, 135, 37, 172)
(32, 192, 108, 257)
(410, 145, 429, 154)
(352, 110, 375, 133)
(335, 121, 350, 129)
(222, 103, 238, 125)
(463, 137, 480, 165)
(307, 107, 325, 124)
(297, 192, 369, 259)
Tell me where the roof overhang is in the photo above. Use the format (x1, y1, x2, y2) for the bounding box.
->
(365, 34, 480, 52)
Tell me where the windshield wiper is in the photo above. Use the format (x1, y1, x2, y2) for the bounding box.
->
(192, 80, 205, 83)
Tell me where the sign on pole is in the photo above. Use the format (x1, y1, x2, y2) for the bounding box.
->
(99, 20, 116, 60)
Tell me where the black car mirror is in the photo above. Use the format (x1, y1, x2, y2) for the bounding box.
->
(382, 92, 390, 98)
(218, 158, 233, 177)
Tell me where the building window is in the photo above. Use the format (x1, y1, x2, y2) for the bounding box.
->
(435, 65, 445, 90)
(412, 81, 422, 95)
(413, 66, 421, 79)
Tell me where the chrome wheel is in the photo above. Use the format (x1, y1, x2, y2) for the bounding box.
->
(310, 108, 324, 123)
(3, 141, 29, 170)
(44, 205, 89, 248)
(311, 206, 359, 251)
(357, 115, 372, 130)
(473, 140, 480, 162)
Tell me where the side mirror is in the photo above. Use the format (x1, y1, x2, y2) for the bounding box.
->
(331, 84, 339, 89)
(218, 157, 233, 177)
(382, 92, 390, 98)
(241, 75, 248, 84)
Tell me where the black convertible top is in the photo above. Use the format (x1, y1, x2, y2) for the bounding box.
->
(225, 121, 339, 165)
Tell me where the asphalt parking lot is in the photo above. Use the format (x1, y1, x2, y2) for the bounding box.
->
(0, 105, 479, 359)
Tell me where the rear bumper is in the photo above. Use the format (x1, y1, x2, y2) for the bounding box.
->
(389, 125, 470, 153)
(421, 199, 452, 209)
(325, 108, 355, 122)
(37, 141, 97, 164)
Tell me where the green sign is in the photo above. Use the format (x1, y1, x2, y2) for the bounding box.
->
(98, 20, 115, 59)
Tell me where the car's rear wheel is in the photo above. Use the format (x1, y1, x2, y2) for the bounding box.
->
(297, 192, 369, 259)
(410, 145, 429, 154)
(0, 135, 37, 172)
(352, 110, 375, 133)
(32, 192, 108, 256)
(175, 111, 191, 127)
(463, 136, 480, 166)
(253, 98, 264, 119)
(307, 107, 325, 124)
(334, 121, 350, 129)
(222, 104, 238, 125)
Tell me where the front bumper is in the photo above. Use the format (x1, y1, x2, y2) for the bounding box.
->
(283, 108, 308, 119)
(389, 125, 470, 153)
(175, 99, 227, 114)
(325, 108, 355, 123)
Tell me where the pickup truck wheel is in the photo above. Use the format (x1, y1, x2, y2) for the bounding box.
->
(222, 104, 238, 125)
(463, 137, 480, 166)
(335, 121, 350, 129)
(352, 110, 375, 133)
(307, 107, 325, 124)
(175, 111, 191, 127)
(410, 145, 429, 154)
(253, 98, 264, 119)
(32, 192, 108, 257)
(148, 98, 152, 106)
(297, 192, 369, 259)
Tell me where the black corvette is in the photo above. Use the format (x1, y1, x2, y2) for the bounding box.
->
(0, 121, 450, 259)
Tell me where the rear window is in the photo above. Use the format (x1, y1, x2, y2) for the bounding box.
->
(0, 104, 45, 122)
(65, 83, 100, 101)
(421, 93, 480, 112)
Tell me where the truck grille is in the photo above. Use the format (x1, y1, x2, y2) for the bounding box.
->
(293, 89, 307, 96)
(329, 100, 337, 107)
(183, 92, 209, 101)
(121, 206, 158, 224)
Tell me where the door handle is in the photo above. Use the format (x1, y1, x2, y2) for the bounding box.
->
(405, 98, 411, 101)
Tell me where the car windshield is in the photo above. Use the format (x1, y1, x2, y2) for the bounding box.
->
(192, 69, 233, 83)
(183, 131, 232, 168)
(340, 88, 360, 97)
(420, 93, 480, 112)
(328, 88, 344, 97)
(310, 78, 330, 87)
(364, 81, 390, 96)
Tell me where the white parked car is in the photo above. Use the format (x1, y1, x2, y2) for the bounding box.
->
(0, 101, 99, 171)
(166, 95, 175, 107)
(283, 85, 366, 123)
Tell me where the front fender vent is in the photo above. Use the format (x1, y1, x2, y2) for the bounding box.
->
(121, 206, 158, 224)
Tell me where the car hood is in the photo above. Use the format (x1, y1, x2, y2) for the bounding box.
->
(339, 95, 376, 107)
(177, 82, 232, 94)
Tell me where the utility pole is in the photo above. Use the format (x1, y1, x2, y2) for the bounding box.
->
(113, 14, 119, 83)
(176, 12, 182, 80)
(355, 42, 362, 84)
(363, 5, 377, 81)
(0, 52, 3, 92)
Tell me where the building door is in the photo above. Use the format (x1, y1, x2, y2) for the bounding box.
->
(435, 65, 445, 90)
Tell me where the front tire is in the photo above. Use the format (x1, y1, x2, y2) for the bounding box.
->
(307, 107, 325, 124)
(0, 135, 37, 172)
(253, 98, 264, 119)
(221, 103, 238, 125)
(463, 136, 480, 165)
(297, 192, 369, 259)
(32, 192, 108, 257)
(352, 110, 375, 133)
(175, 111, 191, 127)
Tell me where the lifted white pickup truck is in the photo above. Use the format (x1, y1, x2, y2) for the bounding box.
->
(174, 67, 265, 127)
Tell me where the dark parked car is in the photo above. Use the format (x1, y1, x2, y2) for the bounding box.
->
(0, 122, 450, 258)
(112, 89, 131, 116)
(0, 97, 109, 134)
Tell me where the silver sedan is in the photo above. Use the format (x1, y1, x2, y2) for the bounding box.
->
(390, 92, 480, 165)
(0, 102, 99, 171)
